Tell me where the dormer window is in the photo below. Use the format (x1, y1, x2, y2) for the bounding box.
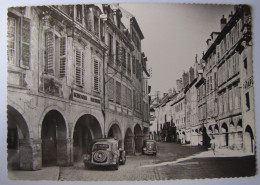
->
(94, 15, 99, 36)
(76, 5, 83, 23)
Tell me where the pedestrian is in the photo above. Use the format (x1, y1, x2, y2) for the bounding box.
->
(210, 136, 216, 155)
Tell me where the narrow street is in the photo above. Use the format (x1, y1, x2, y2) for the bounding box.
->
(8, 142, 256, 181)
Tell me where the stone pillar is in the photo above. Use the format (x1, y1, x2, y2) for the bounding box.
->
(19, 139, 42, 171)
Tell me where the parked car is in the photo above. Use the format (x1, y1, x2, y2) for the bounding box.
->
(142, 139, 157, 156)
(83, 138, 126, 170)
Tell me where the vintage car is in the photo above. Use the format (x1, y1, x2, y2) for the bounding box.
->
(142, 139, 157, 156)
(83, 138, 126, 170)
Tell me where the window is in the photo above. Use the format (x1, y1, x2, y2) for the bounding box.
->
(127, 87, 132, 109)
(122, 85, 127, 106)
(76, 5, 83, 23)
(116, 41, 120, 66)
(245, 92, 250, 110)
(94, 15, 99, 36)
(100, 20, 104, 42)
(7, 16, 31, 68)
(7, 17, 16, 65)
(244, 57, 248, 72)
(121, 47, 126, 73)
(132, 56, 136, 74)
(127, 53, 131, 75)
(116, 81, 121, 104)
(107, 78, 114, 101)
(93, 60, 100, 92)
(45, 29, 67, 77)
(108, 34, 113, 55)
(75, 48, 84, 86)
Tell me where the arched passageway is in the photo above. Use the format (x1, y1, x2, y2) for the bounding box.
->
(108, 124, 123, 148)
(221, 123, 229, 148)
(73, 114, 102, 162)
(124, 128, 134, 155)
(7, 105, 30, 170)
(244, 125, 254, 153)
(41, 110, 67, 166)
(134, 124, 143, 153)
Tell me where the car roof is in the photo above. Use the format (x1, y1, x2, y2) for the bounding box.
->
(90, 138, 118, 145)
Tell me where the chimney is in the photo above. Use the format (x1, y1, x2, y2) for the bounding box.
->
(176, 78, 183, 92)
(172, 88, 176, 94)
(189, 67, 195, 83)
(228, 11, 233, 21)
(220, 15, 227, 30)
(206, 38, 212, 47)
(168, 88, 173, 95)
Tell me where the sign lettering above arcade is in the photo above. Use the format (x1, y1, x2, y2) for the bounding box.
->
(72, 90, 101, 105)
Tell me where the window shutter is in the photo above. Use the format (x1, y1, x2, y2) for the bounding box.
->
(45, 29, 55, 75)
(108, 78, 114, 101)
(20, 17, 31, 69)
(81, 52, 85, 85)
(93, 60, 100, 92)
(75, 49, 82, 85)
(116, 81, 121, 104)
(59, 36, 67, 77)
(7, 17, 16, 65)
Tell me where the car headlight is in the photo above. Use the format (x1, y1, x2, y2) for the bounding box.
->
(143, 148, 147, 151)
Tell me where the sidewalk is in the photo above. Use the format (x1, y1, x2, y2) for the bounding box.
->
(196, 148, 254, 158)
(8, 166, 60, 181)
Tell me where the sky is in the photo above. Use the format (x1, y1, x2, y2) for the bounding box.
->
(120, 3, 234, 96)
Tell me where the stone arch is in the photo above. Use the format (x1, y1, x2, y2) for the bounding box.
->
(41, 110, 67, 166)
(244, 125, 254, 153)
(221, 123, 229, 147)
(73, 114, 103, 161)
(124, 128, 134, 155)
(39, 105, 68, 138)
(108, 123, 123, 147)
(7, 105, 30, 170)
(134, 124, 143, 153)
(214, 125, 219, 133)
(208, 125, 213, 134)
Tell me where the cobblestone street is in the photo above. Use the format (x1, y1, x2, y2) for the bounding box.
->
(8, 142, 256, 181)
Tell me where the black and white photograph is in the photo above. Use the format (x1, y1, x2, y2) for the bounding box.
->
(1, 0, 260, 184)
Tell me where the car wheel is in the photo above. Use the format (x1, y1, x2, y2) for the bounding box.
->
(122, 156, 126, 165)
(85, 163, 92, 170)
(113, 163, 119, 170)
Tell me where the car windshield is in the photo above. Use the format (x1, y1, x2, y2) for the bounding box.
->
(146, 141, 155, 145)
(92, 143, 109, 151)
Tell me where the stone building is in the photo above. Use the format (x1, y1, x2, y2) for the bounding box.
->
(7, 4, 149, 171)
(202, 5, 254, 153)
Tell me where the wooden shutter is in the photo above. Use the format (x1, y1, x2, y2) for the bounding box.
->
(108, 78, 114, 101)
(59, 36, 67, 77)
(122, 85, 126, 106)
(20, 17, 31, 69)
(45, 29, 55, 75)
(93, 60, 100, 92)
(75, 49, 83, 85)
(116, 81, 121, 104)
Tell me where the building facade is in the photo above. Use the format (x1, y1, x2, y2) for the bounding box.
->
(150, 5, 255, 154)
(7, 4, 150, 171)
